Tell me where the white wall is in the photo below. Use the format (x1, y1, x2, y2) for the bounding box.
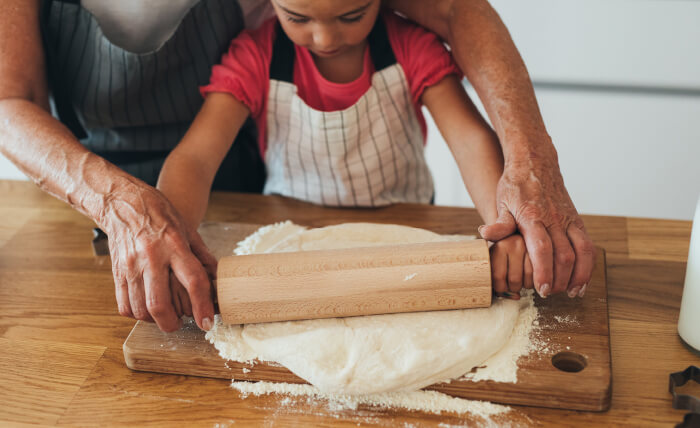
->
(0, 154, 25, 180)
(425, 86, 700, 220)
(491, 0, 700, 89)
(2, 0, 699, 219)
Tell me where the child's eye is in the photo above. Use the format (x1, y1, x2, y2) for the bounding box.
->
(286, 15, 310, 24)
(339, 13, 365, 23)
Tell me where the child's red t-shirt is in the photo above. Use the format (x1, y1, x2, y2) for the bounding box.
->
(201, 13, 461, 157)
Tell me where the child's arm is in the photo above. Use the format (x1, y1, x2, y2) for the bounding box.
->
(422, 75, 534, 297)
(157, 93, 251, 230)
(421, 75, 502, 225)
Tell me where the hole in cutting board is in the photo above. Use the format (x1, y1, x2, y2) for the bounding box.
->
(551, 351, 587, 373)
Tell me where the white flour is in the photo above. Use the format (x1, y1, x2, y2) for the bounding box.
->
(462, 292, 538, 383)
(554, 314, 579, 326)
(230, 380, 511, 418)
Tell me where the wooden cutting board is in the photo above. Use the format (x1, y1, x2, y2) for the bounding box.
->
(123, 222, 611, 412)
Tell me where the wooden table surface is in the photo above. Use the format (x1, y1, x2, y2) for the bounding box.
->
(1, 179, 698, 427)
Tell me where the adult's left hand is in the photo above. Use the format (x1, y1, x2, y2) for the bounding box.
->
(479, 152, 595, 299)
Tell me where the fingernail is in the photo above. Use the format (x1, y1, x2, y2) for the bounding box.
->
(578, 283, 588, 298)
(542, 283, 551, 297)
(568, 286, 581, 298)
(496, 291, 514, 298)
(202, 317, 212, 331)
(478, 225, 485, 236)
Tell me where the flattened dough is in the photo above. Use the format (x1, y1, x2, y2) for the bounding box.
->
(207, 222, 527, 394)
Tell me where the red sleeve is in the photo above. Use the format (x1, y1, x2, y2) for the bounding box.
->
(384, 13, 462, 105)
(199, 19, 276, 119)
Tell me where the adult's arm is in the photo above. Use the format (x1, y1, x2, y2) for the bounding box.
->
(385, 0, 595, 298)
(0, 0, 216, 331)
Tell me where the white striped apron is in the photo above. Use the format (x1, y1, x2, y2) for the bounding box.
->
(263, 19, 434, 207)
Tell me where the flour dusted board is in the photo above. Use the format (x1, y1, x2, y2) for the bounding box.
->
(123, 222, 611, 411)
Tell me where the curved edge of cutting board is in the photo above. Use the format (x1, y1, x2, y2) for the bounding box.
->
(123, 245, 611, 412)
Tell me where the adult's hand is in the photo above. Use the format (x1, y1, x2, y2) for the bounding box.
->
(0, 0, 217, 331)
(100, 183, 217, 332)
(479, 154, 595, 299)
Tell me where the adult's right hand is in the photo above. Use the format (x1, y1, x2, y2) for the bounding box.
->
(100, 183, 217, 332)
(479, 154, 595, 299)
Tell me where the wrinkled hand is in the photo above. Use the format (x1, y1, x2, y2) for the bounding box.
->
(100, 184, 217, 332)
(479, 156, 595, 299)
(490, 234, 534, 299)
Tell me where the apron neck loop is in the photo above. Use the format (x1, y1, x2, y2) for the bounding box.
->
(367, 17, 396, 71)
(269, 22, 295, 83)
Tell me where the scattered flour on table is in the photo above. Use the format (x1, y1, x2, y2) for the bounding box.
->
(230, 380, 510, 418)
(554, 314, 579, 326)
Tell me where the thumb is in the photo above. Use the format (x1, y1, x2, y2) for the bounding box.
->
(479, 209, 517, 241)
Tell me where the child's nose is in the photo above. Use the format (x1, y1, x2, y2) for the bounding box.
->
(313, 25, 338, 50)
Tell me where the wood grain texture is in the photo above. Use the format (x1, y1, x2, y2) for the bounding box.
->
(627, 217, 693, 262)
(217, 240, 491, 324)
(125, 223, 611, 412)
(0, 180, 696, 426)
(0, 337, 105, 425)
(63, 348, 535, 427)
(0, 206, 36, 248)
(581, 214, 629, 257)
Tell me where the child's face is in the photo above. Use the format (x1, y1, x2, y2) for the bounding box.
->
(271, 0, 381, 59)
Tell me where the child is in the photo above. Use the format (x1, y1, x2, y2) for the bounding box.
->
(158, 0, 533, 299)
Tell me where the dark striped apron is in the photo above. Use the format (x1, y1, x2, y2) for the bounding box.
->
(40, 0, 265, 191)
(264, 19, 434, 207)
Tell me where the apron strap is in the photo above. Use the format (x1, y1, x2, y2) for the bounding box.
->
(367, 17, 396, 71)
(269, 16, 397, 82)
(269, 23, 295, 83)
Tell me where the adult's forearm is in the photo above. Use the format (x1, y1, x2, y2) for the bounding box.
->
(0, 98, 140, 227)
(444, 1, 555, 164)
(387, 0, 556, 164)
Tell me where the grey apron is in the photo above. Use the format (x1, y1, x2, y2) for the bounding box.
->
(40, 0, 265, 191)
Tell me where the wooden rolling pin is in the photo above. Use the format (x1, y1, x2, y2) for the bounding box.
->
(216, 240, 492, 325)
